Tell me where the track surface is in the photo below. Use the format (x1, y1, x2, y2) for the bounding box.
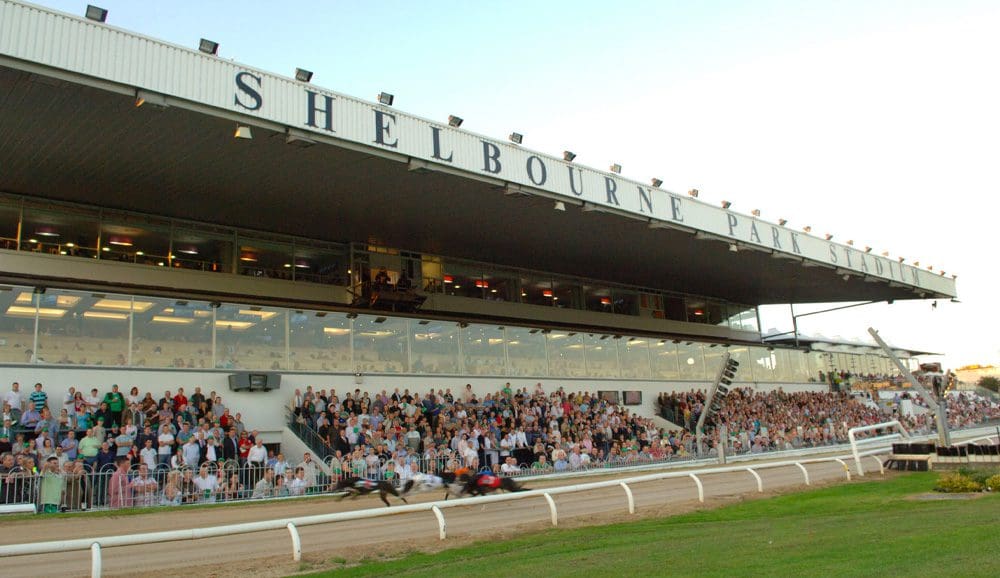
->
(0, 458, 862, 577)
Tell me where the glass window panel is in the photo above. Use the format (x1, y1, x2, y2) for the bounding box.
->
(443, 263, 485, 299)
(461, 323, 506, 376)
(748, 347, 776, 382)
(131, 297, 212, 369)
(0, 199, 20, 250)
(583, 285, 613, 314)
(0, 286, 36, 363)
(545, 331, 585, 377)
(704, 301, 726, 327)
(611, 290, 638, 316)
(728, 346, 752, 382)
(410, 320, 460, 374)
(288, 311, 352, 372)
(650, 340, 679, 379)
(35, 289, 130, 367)
(506, 326, 546, 377)
(583, 333, 618, 377)
(482, 271, 516, 302)
(551, 281, 582, 310)
(352, 314, 407, 373)
(237, 238, 295, 282)
(171, 227, 233, 274)
(519, 277, 552, 307)
(619, 336, 651, 379)
(100, 213, 171, 268)
(685, 299, 710, 323)
(215, 304, 286, 370)
(292, 243, 348, 285)
(420, 256, 443, 293)
(664, 296, 686, 321)
(740, 307, 760, 332)
(702, 345, 726, 380)
(21, 205, 101, 259)
(808, 351, 830, 382)
(677, 341, 706, 380)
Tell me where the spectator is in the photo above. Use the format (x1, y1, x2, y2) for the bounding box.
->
(107, 457, 132, 509)
(252, 467, 275, 499)
(28, 382, 48, 413)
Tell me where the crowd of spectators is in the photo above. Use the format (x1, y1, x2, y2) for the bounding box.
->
(292, 382, 675, 483)
(0, 380, 299, 512)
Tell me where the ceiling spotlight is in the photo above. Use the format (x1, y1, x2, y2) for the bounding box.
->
(688, 189, 699, 198)
(802, 226, 812, 233)
(865, 246, 872, 253)
(842, 274, 850, 281)
(824, 233, 833, 240)
(285, 129, 317, 147)
(377, 92, 394, 106)
(85, 4, 108, 22)
(509, 132, 523, 144)
(610, 164, 622, 174)
(199, 38, 219, 55)
(563, 151, 576, 162)
(778, 218, 787, 226)
(651, 178, 662, 188)
(448, 115, 463, 127)
(728, 243, 738, 253)
(553, 201, 566, 212)
(294, 68, 313, 83)
(234, 125, 253, 140)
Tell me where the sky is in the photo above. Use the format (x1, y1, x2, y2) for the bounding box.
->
(30, 0, 1000, 369)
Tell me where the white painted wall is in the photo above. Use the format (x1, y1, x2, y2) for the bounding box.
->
(3, 366, 829, 444)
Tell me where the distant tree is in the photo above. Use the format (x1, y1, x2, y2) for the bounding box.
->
(978, 376, 1000, 393)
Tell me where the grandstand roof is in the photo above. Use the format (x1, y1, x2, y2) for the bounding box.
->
(762, 331, 938, 357)
(0, 0, 957, 306)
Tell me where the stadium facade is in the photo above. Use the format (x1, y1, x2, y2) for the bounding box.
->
(0, 1, 956, 441)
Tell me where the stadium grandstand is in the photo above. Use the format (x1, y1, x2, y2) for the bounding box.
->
(2, 1, 987, 514)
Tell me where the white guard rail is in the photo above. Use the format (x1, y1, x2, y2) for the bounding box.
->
(0, 448, 890, 576)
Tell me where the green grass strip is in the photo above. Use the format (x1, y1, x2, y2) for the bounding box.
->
(300, 473, 1000, 578)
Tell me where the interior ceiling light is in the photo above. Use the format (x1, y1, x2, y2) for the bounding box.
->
(198, 38, 219, 55)
(107, 236, 132, 246)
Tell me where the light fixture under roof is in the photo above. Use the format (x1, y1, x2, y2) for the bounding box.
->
(778, 218, 787, 226)
(563, 151, 576, 162)
(35, 227, 59, 237)
(865, 246, 872, 253)
(721, 201, 731, 209)
(234, 125, 253, 140)
(651, 178, 662, 188)
(802, 226, 812, 233)
(377, 92, 394, 106)
(107, 236, 132, 247)
(176, 246, 199, 255)
(294, 68, 313, 83)
(824, 233, 834, 240)
(448, 115, 463, 127)
(610, 164, 622, 174)
(85, 4, 107, 22)
(553, 201, 566, 212)
(198, 38, 219, 55)
(687, 189, 699, 198)
(751, 209, 761, 217)
(509, 132, 523, 145)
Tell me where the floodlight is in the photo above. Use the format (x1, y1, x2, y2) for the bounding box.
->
(295, 68, 313, 83)
(85, 5, 108, 22)
(563, 151, 576, 162)
(199, 38, 219, 55)
(651, 178, 662, 188)
(448, 115, 463, 127)
(377, 92, 394, 106)
(509, 132, 523, 144)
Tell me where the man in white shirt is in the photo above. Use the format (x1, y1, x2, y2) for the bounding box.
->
(4, 382, 24, 413)
(288, 467, 308, 496)
(193, 464, 219, 502)
(85, 388, 101, 412)
(157, 425, 174, 467)
(182, 436, 201, 470)
(140, 438, 158, 470)
(298, 452, 317, 489)
(63, 386, 77, 417)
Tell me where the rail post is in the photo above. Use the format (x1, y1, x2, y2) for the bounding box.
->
(794, 462, 810, 485)
(833, 458, 852, 481)
(620, 482, 635, 514)
(746, 468, 763, 493)
(286, 522, 301, 561)
(91, 542, 101, 578)
(869, 455, 885, 475)
(431, 505, 446, 540)
(543, 493, 558, 526)
(689, 473, 704, 503)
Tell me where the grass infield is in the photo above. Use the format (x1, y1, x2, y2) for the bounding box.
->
(300, 473, 999, 577)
